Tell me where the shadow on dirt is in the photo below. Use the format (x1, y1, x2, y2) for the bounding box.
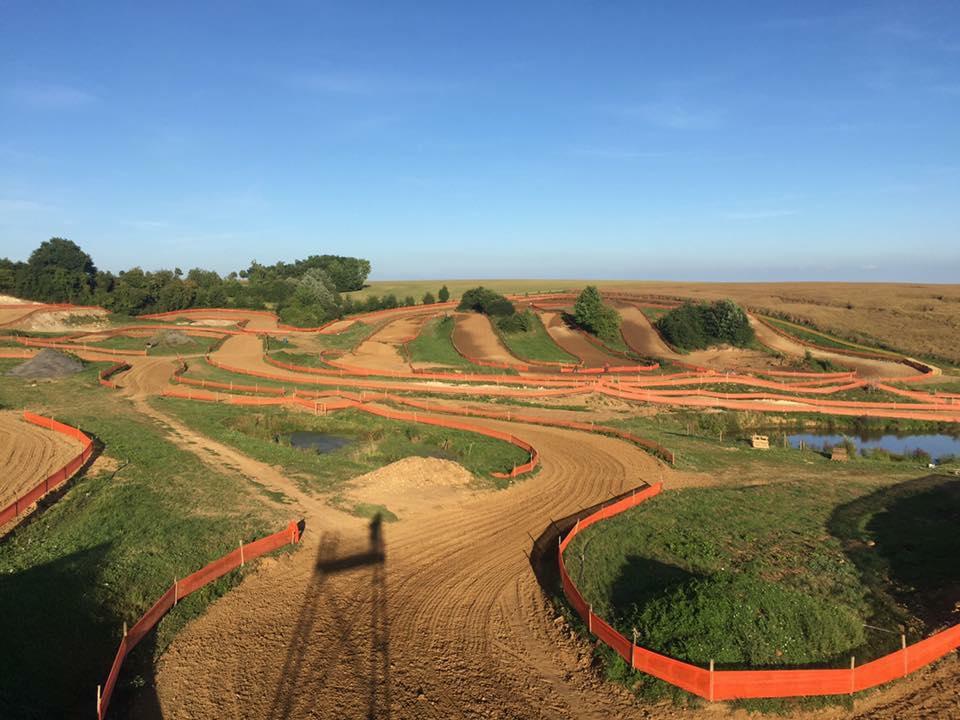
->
(267, 514, 390, 720)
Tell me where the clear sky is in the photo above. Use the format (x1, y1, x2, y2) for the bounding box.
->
(1, 2, 958, 281)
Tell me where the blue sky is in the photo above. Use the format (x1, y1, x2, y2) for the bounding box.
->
(1, 1, 958, 281)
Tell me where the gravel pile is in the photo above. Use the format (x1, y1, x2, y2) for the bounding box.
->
(7, 348, 84, 378)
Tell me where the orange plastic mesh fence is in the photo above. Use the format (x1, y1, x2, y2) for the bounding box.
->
(557, 482, 960, 700)
(97, 521, 301, 719)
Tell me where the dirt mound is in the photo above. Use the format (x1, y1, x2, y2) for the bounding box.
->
(149, 330, 195, 347)
(341, 456, 477, 518)
(6, 349, 84, 379)
(0, 411, 84, 510)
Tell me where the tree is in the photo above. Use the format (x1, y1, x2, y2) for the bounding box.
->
(458, 286, 515, 316)
(655, 300, 754, 351)
(18, 237, 97, 303)
(422, 291, 436, 305)
(438, 285, 450, 303)
(573, 286, 620, 342)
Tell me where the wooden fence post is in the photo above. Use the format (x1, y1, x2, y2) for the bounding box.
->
(587, 605, 593, 634)
(902, 634, 908, 676)
(174, 578, 179, 606)
(709, 659, 715, 702)
(850, 656, 855, 694)
(240, 540, 245, 566)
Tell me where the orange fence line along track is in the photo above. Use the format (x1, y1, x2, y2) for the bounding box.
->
(559, 483, 960, 700)
(0, 412, 94, 528)
(96, 521, 303, 719)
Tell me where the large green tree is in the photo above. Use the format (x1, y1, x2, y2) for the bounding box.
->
(19, 238, 97, 303)
(573, 286, 621, 342)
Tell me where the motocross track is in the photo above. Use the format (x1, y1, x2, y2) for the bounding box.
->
(451, 312, 519, 366)
(0, 410, 83, 508)
(539, 311, 624, 367)
(6, 296, 957, 719)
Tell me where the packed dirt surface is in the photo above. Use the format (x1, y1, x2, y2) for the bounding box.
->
(539, 310, 624, 367)
(6, 349, 84, 379)
(11, 308, 109, 333)
(451, 312, 518, 366)
(748, 316, 919, 379)
(335, 315, 430, 373)
(0, 411, 83, 508)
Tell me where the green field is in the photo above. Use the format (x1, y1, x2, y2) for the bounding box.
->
(345, 279, 581, 302)
(762, 317, 901, 357)
(565, 474, 957, 702)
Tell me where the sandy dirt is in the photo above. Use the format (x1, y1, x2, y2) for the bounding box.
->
(0, 410, 83, 509)
(748, 316, 919, 379)
(330, 315, 432, 374)
(539, 311, 625, 368)
(451, 312, 520, 366)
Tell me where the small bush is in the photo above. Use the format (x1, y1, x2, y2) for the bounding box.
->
(656, 300, 754, 351)
(497, 310, 534, 334)
(458, 286, 516, 317)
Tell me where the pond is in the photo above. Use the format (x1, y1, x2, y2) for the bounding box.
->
(786, 432, 960, 462)
(288, 431, 351, 454)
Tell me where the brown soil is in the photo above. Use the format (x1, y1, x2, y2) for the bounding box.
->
(337, 315, 432, 373)
(0, 410, 83, 509)
(451, 312, 518, 365)
(539, 310, 625, 367)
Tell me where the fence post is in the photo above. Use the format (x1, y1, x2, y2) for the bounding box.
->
(850, 656, 855, 694)
(240, 539, 245, 566)
(97, 684, 102, 719)
(588, 605, 593, 634)
(174, 578, 179, 606)
(709, 659, 715, 702)
(632, 628, 639, 669)
(902, 634, 907, 676)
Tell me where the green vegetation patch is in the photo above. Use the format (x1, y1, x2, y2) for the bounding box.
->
(496, 310, 577, 363)
(573, 286, 622, 344)
(406, 316, 474, 368)
(152, 399, 530, 491)
(656, 300, 754, 351)
(0, 368, 282, 717)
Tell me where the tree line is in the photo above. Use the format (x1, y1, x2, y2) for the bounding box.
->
(0, 237, 375, 326)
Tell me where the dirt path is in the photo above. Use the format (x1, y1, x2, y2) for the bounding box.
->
(749, 316, 918, 379)
(0, 410, 83, 509)
(336, 315, 432, 373)
(539, 311, 624, 368)
(451, 312, 518, 366)
(145, 418, 694, 720)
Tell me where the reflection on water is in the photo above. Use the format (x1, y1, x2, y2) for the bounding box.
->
(288, 431, 350, 453)
(787, 433, 960, 461)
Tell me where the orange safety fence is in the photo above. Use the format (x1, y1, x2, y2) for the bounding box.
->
(172, 360, 287, 395)
(96, 520, 302, 719)
(159, 388, 540, 478)
(0, 412, 94, 527)
(14, 336, 148, 357)
(99, 363, 132, 388)
(0, 349, 36, 359)
(558, 483, 960, 700)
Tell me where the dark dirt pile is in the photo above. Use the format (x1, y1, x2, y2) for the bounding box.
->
(6, 349, 84, 379)
(149, 330, 195, 348)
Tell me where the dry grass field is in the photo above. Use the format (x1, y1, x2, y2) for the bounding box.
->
(355, 281, 960, 365)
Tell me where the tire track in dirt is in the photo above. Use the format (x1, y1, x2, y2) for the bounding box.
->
(0, 410, 83, 509)
(539, 311, 625, 368)
(451, 312, 518, 366)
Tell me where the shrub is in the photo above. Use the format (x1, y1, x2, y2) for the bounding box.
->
(656, 300, 755, 351)
(573, 286, 621, 342)
(458, 286, 515, 317)
(422, 291, 436, 305)
(497, 310, 534, 334)
(438, 285, 450, 303)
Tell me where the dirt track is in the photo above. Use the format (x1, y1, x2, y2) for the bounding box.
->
(6, 298, 956, 718)
(0, 410, 83, 509)
(337, 315, 431, 373)
(451, 312, 518, 366)
(539, 311, 624, 367)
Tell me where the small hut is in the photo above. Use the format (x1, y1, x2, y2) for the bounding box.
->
(750, 434, 770, 450)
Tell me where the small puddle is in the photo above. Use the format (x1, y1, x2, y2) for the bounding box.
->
(288, 431, 350, 453)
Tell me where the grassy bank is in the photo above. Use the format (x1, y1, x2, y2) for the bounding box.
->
(497, 313, 577, 364)
(0, 366, 282, 718)
(564, 474, 955, 704)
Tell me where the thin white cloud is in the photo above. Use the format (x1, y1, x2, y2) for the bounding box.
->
(8, 84, 97, 109)
(724, 209, 797, 221)
(606, 101, 724, 130)
(285, 70, 453, 97)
